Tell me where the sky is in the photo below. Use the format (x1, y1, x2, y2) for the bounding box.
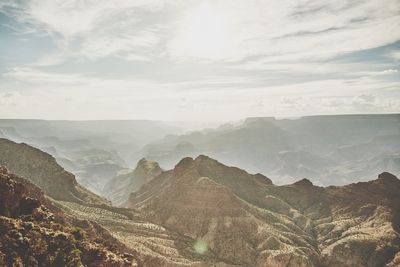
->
(0, 0, 399, 121)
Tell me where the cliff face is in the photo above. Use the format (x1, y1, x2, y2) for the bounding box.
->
(128, 155, 400, 267)
(0, 166, 138, 267)
(0, 138, 106, 204)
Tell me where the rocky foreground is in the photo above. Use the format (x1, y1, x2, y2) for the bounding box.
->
(0, 166, 139, 266)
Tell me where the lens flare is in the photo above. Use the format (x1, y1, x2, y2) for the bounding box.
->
(193, 239, 208, 254)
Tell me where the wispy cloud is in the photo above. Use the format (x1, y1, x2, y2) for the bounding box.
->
(1, 0, 169, 63)
(390, 51, 400, 61)
(3, 0, 399, 64)
(0, 0, 399, 120)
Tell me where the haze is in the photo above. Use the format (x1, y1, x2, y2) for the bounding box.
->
(1, 2, 400, 265)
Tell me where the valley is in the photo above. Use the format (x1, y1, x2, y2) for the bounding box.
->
(1, 0, 399, 265)
(0, 114, 399, 266)
(3, 155, 398, 266)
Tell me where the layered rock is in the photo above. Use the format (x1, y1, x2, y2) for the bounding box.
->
(129, 156, 313, 266)
(3, 141, 398, 267)
(0, 138, 106, 204)
(0, 166, 138, 266)
(130, 157, 256, 266)
(127, 155, 400, 267)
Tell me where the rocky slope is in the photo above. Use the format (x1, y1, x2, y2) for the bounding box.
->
(0, 166, 138, 266)
(105, 158, 163, 206)
(1, 137, 399, 266)
(0, 138, 107, 204)
(127, 155, 400, 267)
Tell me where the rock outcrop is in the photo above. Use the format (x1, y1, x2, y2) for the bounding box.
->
(0, 166, 138, 266)
(0, 138, 106, 204)
(105, 158, 162, 206)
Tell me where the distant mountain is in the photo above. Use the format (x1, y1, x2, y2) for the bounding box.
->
(2, 115, 398, 190)
(143, 114, 400, 185)
(105, 158, 163, 206)
(1, 144, 399, 266)
(126, 155, 400, 266)
(0, 119, 182, 145)
(0, 138, 106, 204)
(0, 119, 184, 195)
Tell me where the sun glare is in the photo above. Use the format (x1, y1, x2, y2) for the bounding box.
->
(172, 2, 234, 60)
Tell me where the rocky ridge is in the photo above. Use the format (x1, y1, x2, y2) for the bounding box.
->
(105, 158, 163, 206)
(0, 138, 107, 204)
(0, 166, 138, 266)
(127, 155, 400, 267)
(1, 136, 399, 266)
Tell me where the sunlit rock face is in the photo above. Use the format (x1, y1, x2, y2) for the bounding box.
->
(128, 155, 400, 267)
(129, 156, 263, 266)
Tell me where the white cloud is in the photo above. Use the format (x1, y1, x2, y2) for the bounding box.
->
(0, 0, 399, 120)
(3, 0, 399, 64)
(25, 0, 166, 37)
(2, 0, 170, 62)
(390, 51, 400, 61)
(4, 67, 88, 85)
(0, 91, 21, 106)
(1, 65, 399, 120)
(167, 0, 400, 62)
(373, 69, 398, 76)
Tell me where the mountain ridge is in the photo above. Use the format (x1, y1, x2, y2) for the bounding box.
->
(0, 137, 399, 266)
(126, 155, 400, 266)
(0, 166, 139, 266)
(0, 138, 107, 205)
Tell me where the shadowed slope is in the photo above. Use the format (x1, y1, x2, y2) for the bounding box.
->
(0, 138, 107, 204)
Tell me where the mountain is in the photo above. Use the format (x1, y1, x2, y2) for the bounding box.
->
(143, 114, 400, 185)
(125, 155, 400, 267)
(105, 158, 163, 206)
(0, 138, 106, 204)
(1, 142, 399, 266)
(0, 119, 185, 196)
(1, 115, 399, 266)
(0, 166, 138, 266)
(1, 115, 398, 193)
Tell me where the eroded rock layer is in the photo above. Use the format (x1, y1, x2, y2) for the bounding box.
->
(128, 156, 400, 267)
(0, 166, 138, 266)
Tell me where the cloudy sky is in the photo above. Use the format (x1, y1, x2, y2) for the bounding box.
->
(0, 0, 399, 121)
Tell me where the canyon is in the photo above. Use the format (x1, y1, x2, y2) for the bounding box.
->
(0, 136, 399, 266)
